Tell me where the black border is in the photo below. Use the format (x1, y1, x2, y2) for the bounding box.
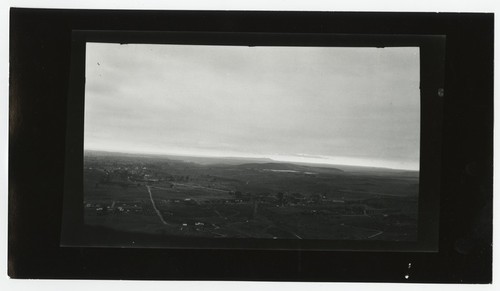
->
(61, 30, 444, 252)
(9, 9, 493, 282)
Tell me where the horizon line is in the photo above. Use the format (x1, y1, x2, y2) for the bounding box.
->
(84, 148, 419, 172)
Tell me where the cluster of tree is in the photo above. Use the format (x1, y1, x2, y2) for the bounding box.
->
(164, 175, 190, 182)
(228, 191, 324, 206)
(96, 172, 132, 188)
(277, 192, 309, 206)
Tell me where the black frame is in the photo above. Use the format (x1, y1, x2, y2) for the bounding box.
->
(9, 9, 493, 283)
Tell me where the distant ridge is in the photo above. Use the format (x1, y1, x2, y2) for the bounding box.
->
(236, 162, 344, 174)
(167, 156, 274, 166)
(84, 150, 274, 165)
(84, 149, 418, 175)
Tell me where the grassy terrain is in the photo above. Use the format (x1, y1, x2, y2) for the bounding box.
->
(82, 151, 419, 243)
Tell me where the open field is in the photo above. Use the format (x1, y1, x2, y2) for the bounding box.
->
(82, 151, 419, 242)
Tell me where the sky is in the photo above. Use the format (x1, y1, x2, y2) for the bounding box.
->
(84, 42, 420, 170)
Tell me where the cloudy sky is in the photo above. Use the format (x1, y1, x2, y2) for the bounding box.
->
(84, 42, 420, 170)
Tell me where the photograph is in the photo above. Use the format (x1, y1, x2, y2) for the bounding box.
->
(8, 8, 492, 283)
(79, 42, 421, 245)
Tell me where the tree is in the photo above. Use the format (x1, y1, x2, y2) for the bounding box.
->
(276, 192, 285, 206)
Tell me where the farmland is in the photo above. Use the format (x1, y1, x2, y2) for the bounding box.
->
(83, 151, 419, 243)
